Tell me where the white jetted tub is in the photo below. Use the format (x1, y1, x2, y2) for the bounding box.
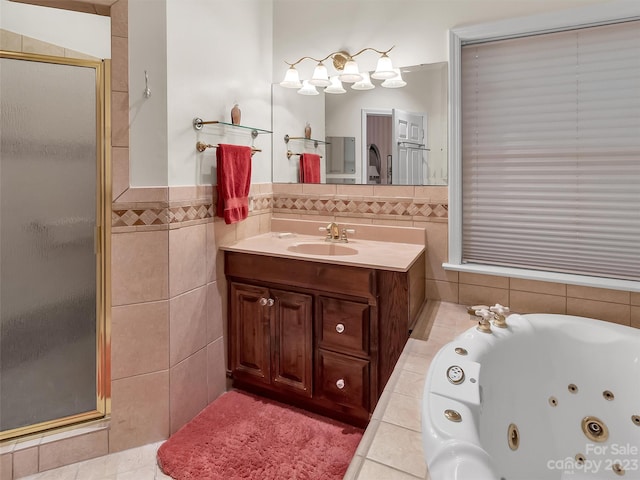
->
(422, 310, 640, 480)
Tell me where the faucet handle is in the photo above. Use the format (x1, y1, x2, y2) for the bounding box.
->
(340, 228, 355, 242)
(474, 308, 493, 334)
(490, 304, 509, 328)
(490, 304, 509, 316)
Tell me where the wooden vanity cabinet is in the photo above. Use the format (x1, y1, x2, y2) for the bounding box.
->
(225, 250, 425, 427)
(229, 282, 313, 398)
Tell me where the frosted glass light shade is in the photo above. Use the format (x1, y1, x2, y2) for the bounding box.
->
(297, 80, 319, 95)
(324, 76, 346, 94)
(309, 63, 331, 87)
(280, 67, 302, 88)
(371, 54, 396, 80)
(338, 60, 363, 83)
(351, 72, 375, 90)
(381, 69, 407, 88)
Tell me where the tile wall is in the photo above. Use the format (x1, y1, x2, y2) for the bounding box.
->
(271, 183, 640, 329)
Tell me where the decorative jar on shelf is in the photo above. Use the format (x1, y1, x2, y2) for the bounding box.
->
(231, 104, 241, 125)
(304, 122, 311, 139)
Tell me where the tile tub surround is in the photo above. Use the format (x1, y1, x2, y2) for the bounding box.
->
(345, 301, 472, 480)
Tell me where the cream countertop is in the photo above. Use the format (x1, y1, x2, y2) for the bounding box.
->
(220, 218, 426, 273)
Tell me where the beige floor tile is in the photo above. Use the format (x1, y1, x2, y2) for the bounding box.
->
(381, 392, 422, 432)
(366, 422, 427, 478)
(393, 370, 426, 400)
(402, 352, 434, 376)
(358, 459, 423, 479)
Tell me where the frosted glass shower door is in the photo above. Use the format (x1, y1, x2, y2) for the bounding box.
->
(0, 54, 105, 437)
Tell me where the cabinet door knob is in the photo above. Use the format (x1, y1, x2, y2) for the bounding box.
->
(259, 297, 268, 306)
(267, 298, 274, 307)
(336, 378, 345, 389)
(335, 323, 345, 334)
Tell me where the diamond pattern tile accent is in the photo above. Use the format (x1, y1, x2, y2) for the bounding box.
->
(113, 193, 446, 231)
(272, 195, 448, 219)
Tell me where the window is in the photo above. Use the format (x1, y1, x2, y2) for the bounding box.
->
(446, 4, 640, 290)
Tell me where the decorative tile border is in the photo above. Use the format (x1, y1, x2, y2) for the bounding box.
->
(272, 194, 448, 220)
(112, 194, 273, 231)
(111, 190, 445, 231)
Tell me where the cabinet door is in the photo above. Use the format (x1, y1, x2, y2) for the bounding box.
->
(229, 282, 271, 385)
(271, 289, 313, 397)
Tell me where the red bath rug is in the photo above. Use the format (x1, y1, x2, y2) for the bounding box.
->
(157, 390, 363, 480)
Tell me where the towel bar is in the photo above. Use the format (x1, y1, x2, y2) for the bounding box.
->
(287, 150, 323, 160)
(196, 142, 261, 155)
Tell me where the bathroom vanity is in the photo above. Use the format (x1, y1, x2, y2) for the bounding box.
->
(222, 220, 426, 426)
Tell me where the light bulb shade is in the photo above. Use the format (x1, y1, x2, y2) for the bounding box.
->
(371, 54, 397, 80)
(324, 76, 346, 94)
(280, 67, 302, 88)
(338, 60, 363, 83)
(351, 71, 375, 90)
(381, 69, 407, 88)
(297, 80, 319, 95)
(309, 63, 331, 87)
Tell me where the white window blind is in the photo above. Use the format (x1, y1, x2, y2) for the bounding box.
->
(461, 20, 640, 282)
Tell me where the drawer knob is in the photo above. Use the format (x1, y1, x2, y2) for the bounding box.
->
(267, 298, 274, 307)
(335, 323, 345, 334)
(336, 378, 345, 389)
(259, 297, 268, 306)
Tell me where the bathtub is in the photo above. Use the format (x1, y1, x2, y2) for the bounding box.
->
(422, 313, 640, 480)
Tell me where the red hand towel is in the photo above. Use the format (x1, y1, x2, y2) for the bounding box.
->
(300, 153, 321, 183)
(216, 144, 252, 224)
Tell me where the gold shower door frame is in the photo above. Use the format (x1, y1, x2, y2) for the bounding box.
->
(0, 51, 111, 441)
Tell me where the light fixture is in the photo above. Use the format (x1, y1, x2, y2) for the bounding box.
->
(309, 62, 331, 87)
(381, 68, 407, 88)
(280, 66, 302, 88)
(338, 59, 362, 83)
(281, 46, 405, 94)
(297, 80, 319, 96)
(324, 76, 346, 94)
(351, 72, 375, 90)
(371, 53, 396, 80)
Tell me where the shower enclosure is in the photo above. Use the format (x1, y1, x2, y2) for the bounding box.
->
(0, 51, 109, 440)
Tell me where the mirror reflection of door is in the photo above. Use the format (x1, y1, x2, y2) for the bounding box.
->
(393, 109, 427, 185)
(365, 109, 427, 185)
(365, 113, 392, 184)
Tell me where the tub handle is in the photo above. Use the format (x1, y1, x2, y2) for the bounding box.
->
(490, 304, 510, 328)
(474, 308, 493, 333)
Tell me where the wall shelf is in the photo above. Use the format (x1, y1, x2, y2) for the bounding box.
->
(193, 118, 272, 139)
(284, 134, 330, 149)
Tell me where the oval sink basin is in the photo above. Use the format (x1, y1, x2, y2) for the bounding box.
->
(287, 242, 358, 256)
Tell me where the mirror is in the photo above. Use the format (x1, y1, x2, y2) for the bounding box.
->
(272, 62, 448, 185)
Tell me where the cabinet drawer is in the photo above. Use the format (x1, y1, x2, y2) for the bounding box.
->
(225, 251, 375, 299)
(317, 350, 370, 412)
(318, 297, 369, 357)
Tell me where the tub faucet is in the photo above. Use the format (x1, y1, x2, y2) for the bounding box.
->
(474, 308, 493, 334)
(490, 304, 510, 328)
